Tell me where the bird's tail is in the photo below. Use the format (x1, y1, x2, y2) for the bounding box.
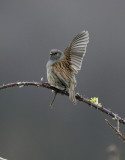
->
(69, 82, 77, 104)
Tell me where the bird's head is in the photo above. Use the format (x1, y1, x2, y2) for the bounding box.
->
(49, 49, 64, 61)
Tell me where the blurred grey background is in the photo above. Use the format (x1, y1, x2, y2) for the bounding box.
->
(0, 0, 125, 160)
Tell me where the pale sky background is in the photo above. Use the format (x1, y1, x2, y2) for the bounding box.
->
(0, 0, 125, 160)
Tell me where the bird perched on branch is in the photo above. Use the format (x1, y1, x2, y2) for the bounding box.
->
(46, 30, 89, 105)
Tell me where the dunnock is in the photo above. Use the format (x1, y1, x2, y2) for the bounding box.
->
(46, 31, 89, 104)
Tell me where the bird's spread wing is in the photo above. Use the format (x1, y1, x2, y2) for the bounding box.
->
(62, 30, 89, 74)
(51, 31, 89, 87)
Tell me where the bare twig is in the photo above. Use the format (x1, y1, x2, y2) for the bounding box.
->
(117, 119, 120, 132)
(105, 119, 125, 142)
(0, 81, 125, 125)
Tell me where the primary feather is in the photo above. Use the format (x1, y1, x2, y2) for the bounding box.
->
(63, 30, 89, 73)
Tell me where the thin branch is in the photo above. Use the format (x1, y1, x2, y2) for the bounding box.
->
(105, 119, 125, 142)
(117, 119, 120, 132)
(0, 81, 125, 125)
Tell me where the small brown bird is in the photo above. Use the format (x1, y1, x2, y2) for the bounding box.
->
(46, 31, 89, 104)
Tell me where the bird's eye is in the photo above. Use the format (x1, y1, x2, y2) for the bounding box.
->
(50, 52, 59, 56)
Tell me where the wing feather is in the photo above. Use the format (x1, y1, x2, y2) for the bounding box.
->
(63, 30, 89, 74)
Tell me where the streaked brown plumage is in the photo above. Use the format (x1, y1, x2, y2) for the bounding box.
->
(46, 31, 89, 104)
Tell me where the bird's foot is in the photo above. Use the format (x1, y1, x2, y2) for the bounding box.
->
(62, 88, 67, 93)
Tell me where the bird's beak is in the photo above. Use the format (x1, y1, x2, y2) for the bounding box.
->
(50, 52, 53, 55)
